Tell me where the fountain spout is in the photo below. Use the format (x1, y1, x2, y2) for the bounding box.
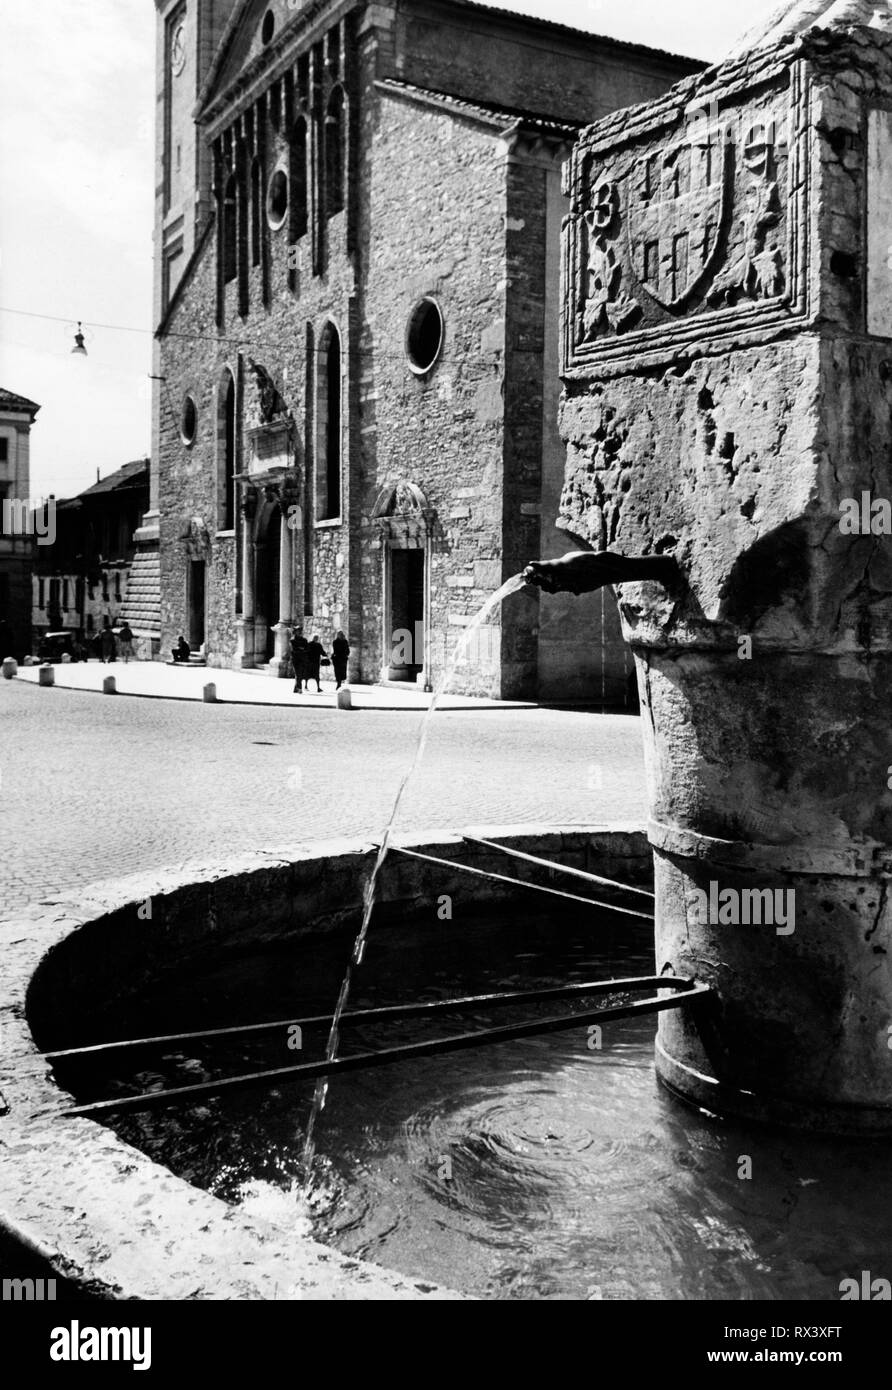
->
(522, 550, 678, 596)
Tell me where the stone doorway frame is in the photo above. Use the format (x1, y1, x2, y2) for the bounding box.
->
(235, 469, 300, 673)
(181, 515, 211, 657)
(372, 481, 435, 690)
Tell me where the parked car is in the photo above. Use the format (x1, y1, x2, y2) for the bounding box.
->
(37, 631, 87, 663)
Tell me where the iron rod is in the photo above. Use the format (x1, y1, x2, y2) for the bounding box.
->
(42, 975, 690, 1060)
(382, 845, 654, 921)
(462, 835, 655, 901)
(61, 984, 711, 1118)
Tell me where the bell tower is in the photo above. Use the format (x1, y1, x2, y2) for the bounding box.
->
(153, 0, 241, 336)
(140, 1, 240, 610)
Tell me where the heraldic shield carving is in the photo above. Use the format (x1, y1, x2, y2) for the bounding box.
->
(628, 128, 730, 311)
(562, 63, 811, 375)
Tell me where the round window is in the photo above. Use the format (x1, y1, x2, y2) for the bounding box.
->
(261, 9, 275, 45)
(266, 166, 289, 230)
(406, 297, 444, 375)
(180, 394, 197, 445)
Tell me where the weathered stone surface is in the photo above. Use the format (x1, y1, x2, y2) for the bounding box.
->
(557, 25, 892, 1129)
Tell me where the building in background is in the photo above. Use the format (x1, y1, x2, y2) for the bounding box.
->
(150, 0, 700, 700)
(31, 460, 151, 655)
(0, 387, 41, 660)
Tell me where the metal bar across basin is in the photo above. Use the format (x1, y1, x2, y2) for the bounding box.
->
(60, 982, 712, 1119)
(382, 844, 654, 921)
(462, 835, 656, 901)
(43, 974, 690, 1060)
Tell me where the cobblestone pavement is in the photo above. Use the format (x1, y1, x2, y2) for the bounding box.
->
(0, 680, 647, 919)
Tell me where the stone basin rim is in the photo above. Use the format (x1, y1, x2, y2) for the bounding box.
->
(0, 821, 650, 1302)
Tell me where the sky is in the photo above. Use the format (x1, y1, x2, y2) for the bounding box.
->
(0, 0, 786, 500)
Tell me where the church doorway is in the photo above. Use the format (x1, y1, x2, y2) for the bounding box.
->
(188, 560, 206, 651)
(257, 505, 281, 663)
(388, 547, 424, 680)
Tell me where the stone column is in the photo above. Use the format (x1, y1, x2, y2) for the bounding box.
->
(269, 507, 294, 676)
(557, 21, 892, 1132)
(235, 485, 257, 668)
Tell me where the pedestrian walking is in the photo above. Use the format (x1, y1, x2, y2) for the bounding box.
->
(305, 633, 328, 693)
(100, 618, 116, 664)
(331, 629, 350, 689)
(291, 630, 309, 693)
(118, 622, 134, 663)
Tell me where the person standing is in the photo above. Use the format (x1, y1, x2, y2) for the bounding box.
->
(118, 621, 134, 663)
(291, 630, 309, 694)
(331, 629, 350, 690)
(100, 617, 116, 664)
(305, 633, 327, 693)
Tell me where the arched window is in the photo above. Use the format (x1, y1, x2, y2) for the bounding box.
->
(250, 158, 262, 267)
(290, 115, 308, 241)
(218, 370, 236, 530)
(315, 323, 341, 520)
(325, 87, 345, 219)
(223, 174, 237, 283)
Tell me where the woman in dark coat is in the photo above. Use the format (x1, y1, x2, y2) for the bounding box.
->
(305, 634, 327, 693)
(291, 631, 309, 693)
(331, 630, 350, 690)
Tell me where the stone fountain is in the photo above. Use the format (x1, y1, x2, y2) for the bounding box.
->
(526, 2, 892, 1131)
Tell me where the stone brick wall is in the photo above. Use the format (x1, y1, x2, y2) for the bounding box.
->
(358, 87, 508, 692)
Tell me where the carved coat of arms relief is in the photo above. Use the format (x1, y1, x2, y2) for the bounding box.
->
(564, 81, 804, 372)
(628, 125, 731, 311)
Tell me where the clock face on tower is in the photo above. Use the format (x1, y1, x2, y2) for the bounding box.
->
(171, 21, 186, 76)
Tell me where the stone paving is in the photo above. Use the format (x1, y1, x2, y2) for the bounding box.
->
(0, 678, 647, 920)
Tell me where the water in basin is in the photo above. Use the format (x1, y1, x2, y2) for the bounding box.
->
(58, 906, 892, 1301)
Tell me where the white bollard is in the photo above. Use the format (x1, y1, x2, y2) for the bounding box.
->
(336, 686, 352, 710)
(203, 682, 217, 703)
(102, 675, 116, 695)
(2, 657, 17, 680)
(38, 665, 55, 687)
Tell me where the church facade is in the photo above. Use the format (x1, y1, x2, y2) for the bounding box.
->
(149, 0, 698, 698)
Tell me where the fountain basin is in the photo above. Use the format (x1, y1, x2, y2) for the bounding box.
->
(0, 825, 647, 1300)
